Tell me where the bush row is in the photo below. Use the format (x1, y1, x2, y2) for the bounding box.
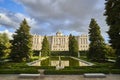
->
(0, 62, 56, 70)
(0, 68, 120, 74)
(44, 69, 120, 75)
(50, 51, 70, 56)
(0, 68, 38, 74)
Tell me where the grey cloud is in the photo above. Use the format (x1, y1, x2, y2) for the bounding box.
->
(0, 0, 106, 38)
(0, 8, 38, 32)
(15, 0, 106, 35)
(0, 15, 18, 28)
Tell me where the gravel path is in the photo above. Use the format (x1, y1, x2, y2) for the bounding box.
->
(0, 74, 120, 80)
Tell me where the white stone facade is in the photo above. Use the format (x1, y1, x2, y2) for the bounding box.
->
(32, 32, 89, 51)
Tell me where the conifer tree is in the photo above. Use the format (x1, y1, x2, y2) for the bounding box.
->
(88, 18, 107, 61)
(69, 34, 73, 56)
(69, 34, 78, 57)
(10, 19, 32, 62)
(41, 36, 50, 57)
(104, 0, 120, 66)
(72, 36, 79, 57)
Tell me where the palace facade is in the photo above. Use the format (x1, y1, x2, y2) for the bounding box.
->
(32, 32, 89, 51)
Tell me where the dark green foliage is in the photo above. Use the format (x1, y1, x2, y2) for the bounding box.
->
(115, 57, 120, 67)
(79, 51, 88, 56)
(88, 18, 107, 61)
(69, 34, 73, 55)
(10, 19, 33, 62)
(72, 36, 79, 57)
(33, 50, 40, 56)
(0, 68, 38, 74)
(0, 61, 120, 74)
(50, 56, 59, 60)
(0, 43, 5, 59)
(104, 0, 120, 67)
(44, 62, 120, 75)
(0, 62, 55, 74)
(69, 58, 79, 66)
(0, 62, 38, 74)
(41, 58, 50, 66)
(44, 69, 109, 75)
(51, 51, 70, 56)
(69, 34, 79, 57)
(41, 36, 50, 57)
(105, 45, 115, 57)
(44, 70, 85, 75)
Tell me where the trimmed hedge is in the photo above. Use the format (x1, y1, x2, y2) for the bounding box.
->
(51, 56, 59, 60)
(51, 51, 70, 56)
(0, 68, 39, 74)
(44, 69, 110, 75)
(44, 68, 120, 75)
(1, 57, 120, 74)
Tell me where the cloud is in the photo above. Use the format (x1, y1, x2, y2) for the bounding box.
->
(0, 29, 13, 39)
(0, 0, 108, 40)
(0, 12, 18, 28)
(0, 8, 38, 32)
(14, 0, 107, 35)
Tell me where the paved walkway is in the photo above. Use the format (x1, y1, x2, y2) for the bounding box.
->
(0, 74, 120, 80)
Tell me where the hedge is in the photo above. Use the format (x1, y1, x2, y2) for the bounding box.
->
(50, 51, 70, 56)
(44, 69, 109, 75)
(0, 68, 39, 74)
(44, 68, 120, 75)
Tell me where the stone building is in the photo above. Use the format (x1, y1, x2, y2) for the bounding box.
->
(32, 32, 89, 51)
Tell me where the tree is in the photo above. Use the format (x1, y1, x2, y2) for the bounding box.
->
(0, 33, 11, 59)
(10, 19, 32, 62)
(41, 36, 50, 57)
(105, 45, 115, 57)
(88, 18, 107, 62)
(69, 34, 73, 56)
(69, 34, 78, 57)
(104, 0, 120, 66)
(71, 36, 79, 57)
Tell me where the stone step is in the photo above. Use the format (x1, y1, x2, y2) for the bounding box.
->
(19, 74, 40, 78)
(83, 73, 106, 78)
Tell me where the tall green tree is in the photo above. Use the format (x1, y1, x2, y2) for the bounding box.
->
(69, 34, 73, 56)
(0, 33, 11, 59)
(10, 19, 32, 62)
(41, 36, 50, 57)
(104, 0, 120, 66)
(88, 18, 107, 61)
(71, 36, 79, 57)
(69, 34, 78, 57)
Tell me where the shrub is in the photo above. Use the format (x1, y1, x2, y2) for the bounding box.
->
(69, 58, 79, 66)
(0, 68, 38, 74)
(111, 69, 120, 74)
(51, 51, 70, 56)
(44, 69, 109, 75)
(41, 58, 50, 66)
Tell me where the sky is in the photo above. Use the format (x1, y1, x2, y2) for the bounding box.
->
(0, 0, 109, 42)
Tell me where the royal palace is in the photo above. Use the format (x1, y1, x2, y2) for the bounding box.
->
(32, 32, 89, 51)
